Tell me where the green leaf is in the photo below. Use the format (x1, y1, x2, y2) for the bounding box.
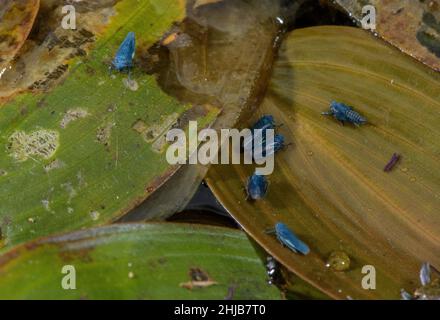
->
(0, 223, 281, 299)
(207, 26, 440, 299)
(0, 0, 221, 249)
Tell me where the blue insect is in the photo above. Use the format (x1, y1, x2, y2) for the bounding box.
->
(110, 32, 136, 74)
(322, 101, 367, 126)
(243, 115, 276, 153)
(246, 172, 268, 200)
(268, 222, 310, 255)
(253, 134, 286, 161)
(401, 262, 440, 300)
(252, 115, 276, 131)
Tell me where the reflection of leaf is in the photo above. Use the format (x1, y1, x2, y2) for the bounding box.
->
(123, 0, 284, 221)
(0, 223, 280, 299)
(0, 0, 222, 250)
(0, 0, 39, 72)
(207, 26, 440, 299)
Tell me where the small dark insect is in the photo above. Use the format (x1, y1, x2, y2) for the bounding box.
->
(243, 115, 276, 153)
(110, 32, 136, 74)
(401, 262, 440, 300)
(253, 134, 286, 161)
(268, 222, 310, 255)
(189, 267, 209, 282)
(246, 172, 268, 200)
(322, 101, 367, 126)
(384, 153, 401, 172)
(266, 256, 278, 285)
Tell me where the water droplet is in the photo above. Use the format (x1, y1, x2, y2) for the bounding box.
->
(410, 177, 417, 182)
(90, 211, 100, 221)
(400, 167, 408, 173)
(128, 271, 135, 279)
(325, 251, 351, 271)
(122, 78, 139, 91)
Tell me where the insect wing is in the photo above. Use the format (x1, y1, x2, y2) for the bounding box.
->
(420, 262, 431, 286)
(275, 223, 310, 255)
(252, 115, 275, 131)
(113, 32, 135, 70)
(246, 174, 268, 199)
(400, 289, 413, 300)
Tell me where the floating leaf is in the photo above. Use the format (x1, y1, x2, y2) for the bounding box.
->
(0, 223, 280, 299)
(207, 26, 440, 299)
(0, 0, 222, 249)
(0, 0, 39, 73)
(334, 0, 440, 71)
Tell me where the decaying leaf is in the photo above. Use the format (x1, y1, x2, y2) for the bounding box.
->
(333, 0, 440, 71)
(0, 0, 40, 74)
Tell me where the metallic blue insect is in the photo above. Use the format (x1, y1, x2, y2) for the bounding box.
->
(252, 115, 276, 131)
(243, 115, 276, 153)
(111, 32, 136, 73)
(246, 172, 268, 200)
(322, 101, 367, 126)
(253, 133, 286, 161)
(401, 262, 440, 300)
(269, 222, 310, 255)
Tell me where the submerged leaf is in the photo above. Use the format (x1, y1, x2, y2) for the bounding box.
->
(0, 223, 280, 299)
(207, 26, 440, 299)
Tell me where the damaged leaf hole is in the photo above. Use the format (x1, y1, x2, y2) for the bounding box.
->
(60, 108, 89, 129)
(132, 113, 179, 153)
(7, 129, 60, 162)
(96, 122, 115, 148)
(44, 159, 65, 173)
(180, 267, 218, 290)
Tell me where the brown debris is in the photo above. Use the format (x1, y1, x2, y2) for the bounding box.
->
(179, 267, 218, 290)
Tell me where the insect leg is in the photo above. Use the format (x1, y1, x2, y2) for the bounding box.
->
(264, 228, 276, 235)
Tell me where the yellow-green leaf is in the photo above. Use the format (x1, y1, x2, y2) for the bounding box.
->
(0, 0, 221, 249)
(207, 26, 440, 299)
(0, 223, 280, 299)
